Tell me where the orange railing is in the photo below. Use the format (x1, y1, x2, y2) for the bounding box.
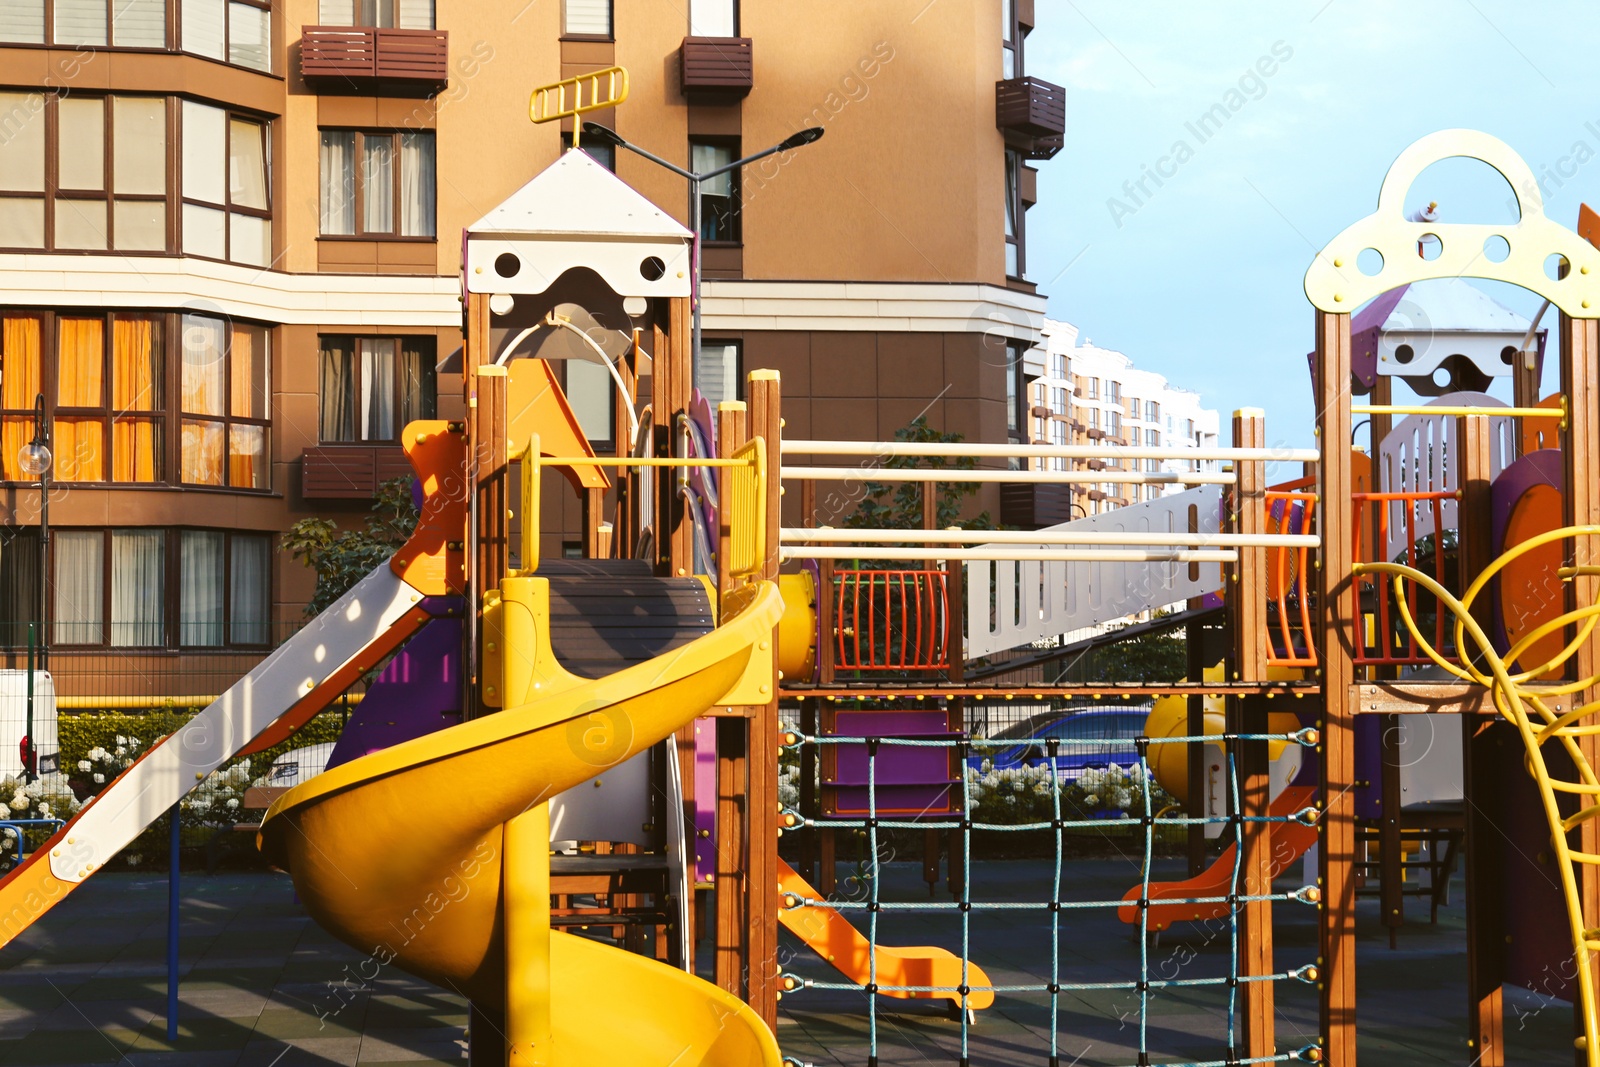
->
(1266, 481, 1318, 667)
(1351, 489, 1459, 666)
(834, 569, 951, 671)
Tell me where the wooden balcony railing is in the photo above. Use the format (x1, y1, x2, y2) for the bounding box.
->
(996, 75, 1066, 158)
(680, 36, 753, 97)
(302, 445, 414, 499)
(301, 26, 448, 93)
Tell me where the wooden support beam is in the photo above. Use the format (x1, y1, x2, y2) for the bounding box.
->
(746, 370, 783, 1029)
(1368, 377, 1405, 949)
(654, 298, 695, 578)
(1459, 414, 1506, 1067)
(1315, 309, 1358, 1067)
(1228, 410, 1275, 1060)
(1561, 311, 1600, 1066)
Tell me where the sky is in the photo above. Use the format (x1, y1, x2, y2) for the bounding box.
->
(1022, 0, 1600, 449)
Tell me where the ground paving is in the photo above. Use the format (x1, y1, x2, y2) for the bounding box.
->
(0, 854, 1573, 1065)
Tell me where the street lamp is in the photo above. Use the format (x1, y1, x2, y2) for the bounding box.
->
(16, 393, 49, 782)
(581, 121, 824, 396)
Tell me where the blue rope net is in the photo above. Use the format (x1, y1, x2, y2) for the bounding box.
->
(777, 726, 1324, 1067)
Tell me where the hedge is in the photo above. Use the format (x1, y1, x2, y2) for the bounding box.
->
(57, 707, 349, 782)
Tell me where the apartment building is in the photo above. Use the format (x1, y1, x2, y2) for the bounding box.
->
(0, 1, 1063, 694)
(1006, 319, 1219, 526)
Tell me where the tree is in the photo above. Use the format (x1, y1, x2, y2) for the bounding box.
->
(845, 417, 993, 531)
(282, 478, 419, 616)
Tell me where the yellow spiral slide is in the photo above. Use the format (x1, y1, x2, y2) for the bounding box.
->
(257, 577, 785, 1066)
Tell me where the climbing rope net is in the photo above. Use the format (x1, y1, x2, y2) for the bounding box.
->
(777, 724, 1325, 1067)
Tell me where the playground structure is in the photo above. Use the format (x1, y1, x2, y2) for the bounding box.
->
(6, 112, 1600, 1067)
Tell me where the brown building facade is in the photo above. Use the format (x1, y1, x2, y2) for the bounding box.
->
(0, 0, 1059, 695)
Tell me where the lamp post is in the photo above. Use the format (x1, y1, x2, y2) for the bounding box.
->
(580, 121, 824, 397)
(16, 393, 50, 782)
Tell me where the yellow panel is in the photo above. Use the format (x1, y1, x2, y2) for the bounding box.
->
(507, 359, 609, 492)
(1305, 129, 1600, 317)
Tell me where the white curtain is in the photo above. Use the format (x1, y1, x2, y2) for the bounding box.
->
(230, 535, 270, 645)
(229, 119, 267, 210)
(53, 531, 103, 645)
(227, 1, 270, 71)
(319, 131, 355, 236)
(112, 0, 165, 47)
(110, 529, 164, 647)
(180, 531, 223, 647)
(181, 314, 226, 416)
(697, 342, 738, 408)
(361, 135, 393, 234)
(564, 0, 610, 35)
(360, 338, 396, 440)
(320, 337, 355, 441)
(398, 0, 434, 28)
(54, 0, 106, 45)
(0, 0, 45, 43)
(399, 132, 434, 237)
(318, 0, 351, 25)
(181, 0, 224, 59)
(689, 0, 735, 36)
(182, 101, 226, 204)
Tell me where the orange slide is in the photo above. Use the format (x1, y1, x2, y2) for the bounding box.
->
(1117, 785, 1319, 934)
(778, 858, 995, 1011)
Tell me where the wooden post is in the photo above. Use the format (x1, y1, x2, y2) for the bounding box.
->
(1228, 409, 1274, 1060)
(654, 297, 695, 578)
(946, 513, 967, 901)
(1560, 312, 1600, 1064)
(1365, 376, 1405, 949)
(713, 400, 750, 998)
(1314, 309, 1358, 1067)
(1455, 414, 1507, 1067)
(746, 370, 783, 1029)
(1187, 476, 1207, 876)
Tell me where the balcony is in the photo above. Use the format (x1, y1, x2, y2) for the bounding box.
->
(996, 75, 1065, 153)
(680, 36, 753, 98)
(302, 445, 414, 499)
(301, 26, 449, 95)
(1000, 483, 1075, 529)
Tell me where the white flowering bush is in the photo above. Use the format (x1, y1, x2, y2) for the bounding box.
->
(0, 772, 82, 868)
(779, 762, 801, 810)
(963, 760, 1172, 827)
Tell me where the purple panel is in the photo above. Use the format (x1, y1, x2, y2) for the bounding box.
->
(1304, 284, 1410, 397)
(831, 711, 954, 737)
(825, 709, 965, 816)
(326, 616, 464, 769)
(1501, 734, 1573, 997)
(1489, 449, 1563, 651)
(830, 783, 957, 816)
(1353, 714, 1381, 820)
(694, 717, 716, 884)
(832, 743, 957, 787)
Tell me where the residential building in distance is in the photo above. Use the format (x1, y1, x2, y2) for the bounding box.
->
(0, 1, 1064, 698)
(1007, 318, 1220, 526)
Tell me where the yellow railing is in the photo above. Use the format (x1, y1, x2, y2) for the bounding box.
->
(1358, 526, 1600, 1063)
(528, 65, 630, 127)
(515, 439, 767, 580)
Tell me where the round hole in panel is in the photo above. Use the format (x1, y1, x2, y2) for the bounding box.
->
(1419, 233, 1442, 261)
(1483, 234, 1510, 263)
(494, 252, 521, 279)
(1500, 344, 1516, 366)
(1432, 366, 1452, 388)
(1356, 248, 1384, 276)
(640, 256, 667, 281)
(1546, 253, 1570, 281)
(1393, 343, 1414, 365)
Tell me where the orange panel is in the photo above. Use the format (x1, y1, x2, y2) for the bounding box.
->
(506, 359, 610, 493)
(391, 420, 468, 595)
(1501, 482, 1566, 678)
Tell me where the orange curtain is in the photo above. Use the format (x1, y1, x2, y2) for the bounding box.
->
(1, 316, 41, 480)
(54, 419, 104, 481)
(229, 424, 264, 489)
(230, 325, 266, 418)
(57, 318, 104, 407)
(112, 318, 161, 482)
(181, 419, 224, 485)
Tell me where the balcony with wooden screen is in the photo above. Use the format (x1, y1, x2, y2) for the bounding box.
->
(300, 27, 449, 95)
(680, 37, 753, 98)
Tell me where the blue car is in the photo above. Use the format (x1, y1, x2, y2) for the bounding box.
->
(970, 708, 1149, 782)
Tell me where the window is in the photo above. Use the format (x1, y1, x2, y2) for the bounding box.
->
(1000, 0, 1023, 78)
(1004, 150, 1023, 277)
(180, 315, 270, 488)
(1051, 352, 1067, 379)
(1, 0, 165, 47)
(1108, 410, 1122, 438)
(1051, 386, 1066, 413)
(561, 133, 615, 171)
(563, 0, 611, 37)
(181, 102, 270, 264)
(2, 311, 272, 489)
(182, 0, 271, 72)
(1085, 378, 1098, 399)
(0, 93, 171, 253)
(1006, 343, 1026, 437)
(1088, 408, 1100, 429)
(320, 129, 436, 238)
(689, 0, 736, 36)
(691, 141, 740, 243)
(318, 0, 435, 27)
(319, 335, 437, 443)
(698, 341, 741, 410)
(22, 526, 268, 649)
(0, 529, 39, 647)
(1146, 400, 1160, 422)
(1107, 380, 1121, 403)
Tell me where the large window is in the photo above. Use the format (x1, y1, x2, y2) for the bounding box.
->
(319, 335, 437, 442)
(564, 360, 613, 449)
(698, 341, 741, 409)
(0, 93, 170, 253)
(689, 0, 736, 36)
(691, 141, 740, 243)
(319, 130, 436, 238)
(26, 526, 270, 649)
(1001, 0, 1024, 78)
(182, 101, 270, 265)
(0, 2, 270, 71)
(563, 0, 611, 38)
(181, 315, 270, 488)
(0, 311, 270, 489)
(318, 0, 434, 27)
(1004, 149, 1024, 278)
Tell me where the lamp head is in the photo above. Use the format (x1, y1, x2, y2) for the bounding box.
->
(778, 127, 825, 151)
(581, 122, 626, 149)
(17, 441, 50, 479)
